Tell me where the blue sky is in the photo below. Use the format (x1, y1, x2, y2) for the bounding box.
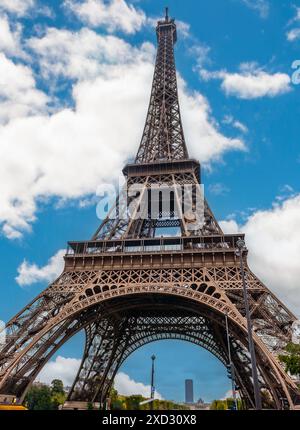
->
(0, 0, 300, 403)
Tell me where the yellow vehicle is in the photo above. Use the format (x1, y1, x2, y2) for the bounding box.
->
(0, 394, 27, 410)
(0, 405, 27, 410)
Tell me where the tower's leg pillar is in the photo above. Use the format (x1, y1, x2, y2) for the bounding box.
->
(67, 316, 130, 405)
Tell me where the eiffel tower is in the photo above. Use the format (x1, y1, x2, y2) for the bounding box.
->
(0, 10, 299, 410)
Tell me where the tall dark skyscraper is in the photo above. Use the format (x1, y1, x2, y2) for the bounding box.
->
(185, 379, 194, 404)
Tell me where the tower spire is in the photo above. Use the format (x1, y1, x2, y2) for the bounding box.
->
(165, 6, 169, 21)
(135, 10, 188, 163)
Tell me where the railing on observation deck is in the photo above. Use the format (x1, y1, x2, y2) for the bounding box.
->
(66, 234, 245, 257)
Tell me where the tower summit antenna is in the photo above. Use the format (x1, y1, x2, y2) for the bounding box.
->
(165, 6, 169, 21)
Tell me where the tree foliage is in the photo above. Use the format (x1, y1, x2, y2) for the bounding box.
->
(279, 342, 300, 376)
(24, 379, 66, 410)
(25, 384, 53, 410)
(210, 398, 244, 410)
(50, 379, 66, 409)
(109, 387, 186, 410)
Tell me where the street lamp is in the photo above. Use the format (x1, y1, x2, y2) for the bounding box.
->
(150, 355, 156, 409)
(236, 238, 262, 410)
(225, 312, 238, 410)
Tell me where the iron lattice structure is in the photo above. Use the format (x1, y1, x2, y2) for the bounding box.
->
(0, 12, 299, 410)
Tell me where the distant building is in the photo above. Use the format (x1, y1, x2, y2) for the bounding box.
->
(188, 401, 211, 411)
(185, 379, 194, 403)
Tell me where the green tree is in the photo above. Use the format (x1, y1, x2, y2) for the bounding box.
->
(279, 343, 300, 376)
(50, 379, 66, 409)
(109, 387, 119, 404)
(125, 394, 144, 410)
(210, 400, 227, 410)
(226, 398, 235, 410)
(87, 402, 94, 410)
(210, 397, 245, 410)
(111, 399, 125, 410)
(108, 384, 189, 411)
(110, 387, 126, 410)
(25, 384, 53, 410)
(51, 379, 64, 395)
(24, 379, 66, 410)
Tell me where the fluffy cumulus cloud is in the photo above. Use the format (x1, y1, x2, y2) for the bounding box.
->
(37, 356, 81, 386)
(114, 372, 162, 399)
(220, 194, 300, 316)
(64, 0, 146, 34)
(200, 64, 291, 99)
(287, 28, 300, 42)
(219, 219, 240, 234)
(27, 27, 154, 80)
(0, 14, 24, 56)
(37, 357, 163, 398)
(0, 53, 48, 124)
(16, 249, 65, 287)
(0, 0, 34, 16)
(0, 21, 245, 239)
(0, 54, 151, 238)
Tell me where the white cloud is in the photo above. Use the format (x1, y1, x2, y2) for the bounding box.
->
(287, 28, 300, 42)
(219, 219, 241, 235)
(114, 372, 163, 399)
(232, 120, 248, 133)
(223, 115, 248, 134)
(289, 6, 300, 24)
(176, 20, 190, 38)
(220, 195, 300, 317)
(0, 52, 48, 124)
(0, 61, 150, 238)
(200, 66, 291, 99)
(16, 249, 65, 287)
(0, 14, 24, 57)
(27, 26, 154, 80)
(240, 0, 269, 18)
(0, 0, 34, 16)
(64, 0, 146, 34)
(37, 356, 81, 386)
(208, 183, 230, 196)
(286, 6, 300, 42)
(189, 42, 211, 68)
(0, 26, 244, 239)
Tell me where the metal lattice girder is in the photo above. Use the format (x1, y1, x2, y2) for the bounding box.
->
(135, 17, 188, 163)
(0, 260, 299, 409)
(67, 308, 251, 404)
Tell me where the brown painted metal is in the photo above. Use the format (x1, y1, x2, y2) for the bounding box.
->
(135, 14, 188, 163)
(0, 12, 299, 409)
